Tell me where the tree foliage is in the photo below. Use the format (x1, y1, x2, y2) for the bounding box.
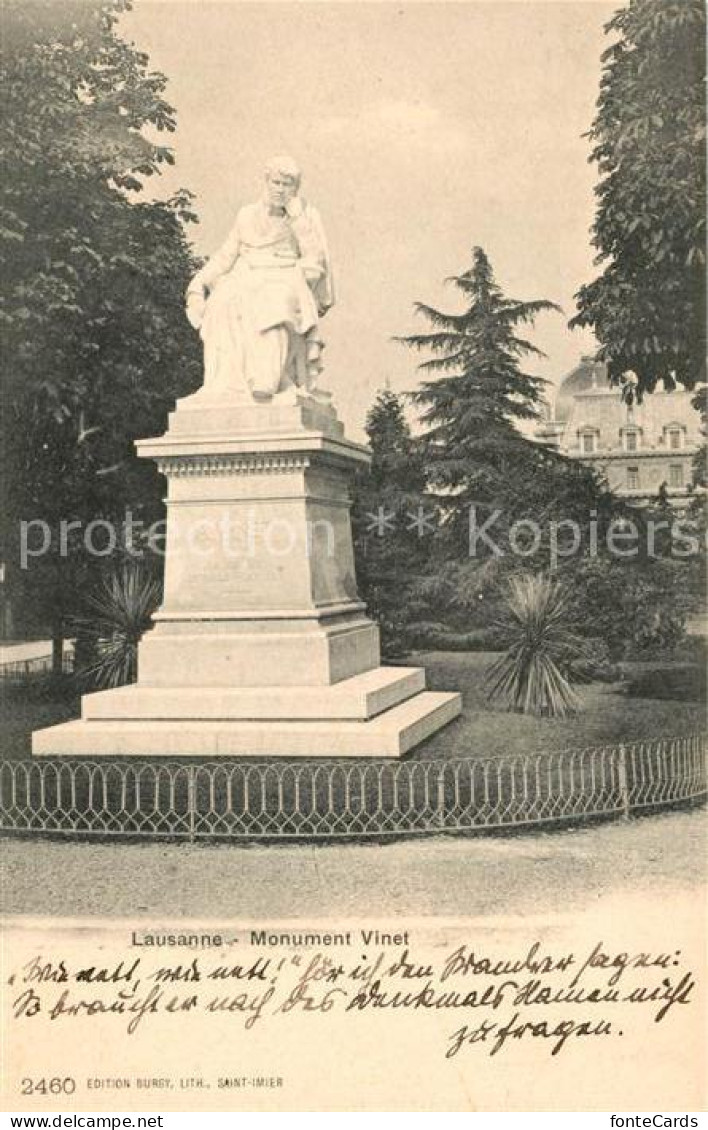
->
(0, 0, 201, 644)
(566, 555, 689, 661)
(571, 0, 706, 395)
(351, 388, 431, 656)
(401, 247, 555, 493)
(389, 245, 684, 661)
(398, 246, 606, 560)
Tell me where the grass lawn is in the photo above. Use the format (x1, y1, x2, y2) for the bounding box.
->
(1, 682, 80, 759)
(408, 650, 705, 760)
(0, 650, 704, 763)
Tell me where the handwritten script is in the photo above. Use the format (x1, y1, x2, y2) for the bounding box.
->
(7, 938, 696, 1060)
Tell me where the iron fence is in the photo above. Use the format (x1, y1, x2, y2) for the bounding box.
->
(0, 651, 74, 683)
(0, 733, 705, 842)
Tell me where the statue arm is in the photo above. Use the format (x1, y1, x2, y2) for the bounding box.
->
(291, 203, 335, 315)
(306, 205, 335, 316)
(187, 219, 241, 297)
(185, 216, 241, 330)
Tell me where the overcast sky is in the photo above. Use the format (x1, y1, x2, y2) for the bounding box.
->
(121, 0, 616, 438)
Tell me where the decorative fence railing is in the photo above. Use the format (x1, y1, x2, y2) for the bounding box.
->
(1, 733, 705, 842)
(0, 651, 74, 683)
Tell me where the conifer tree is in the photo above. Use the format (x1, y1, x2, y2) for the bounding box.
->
(351, 388, 430, 656)
(398, 246, 595, 556)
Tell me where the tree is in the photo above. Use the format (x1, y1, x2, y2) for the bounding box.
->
(398, 246, 603, 560)
(351, 388, 431, 656)
(571, 0, 706, 396)
(0, 0, 201, 662)
(395, 246, 638, 652)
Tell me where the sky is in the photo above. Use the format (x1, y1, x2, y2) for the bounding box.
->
(121, 0, 617, 439)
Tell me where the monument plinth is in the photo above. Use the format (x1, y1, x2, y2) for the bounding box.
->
(32, 153, 461, 758)
(33, 397, 461, 758)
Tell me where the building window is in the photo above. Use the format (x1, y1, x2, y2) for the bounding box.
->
(669, 464, 684, 488)
(579, 432, 597, 455)
(627, 466, 640, 491)
(624, 430, 639, 452)
(665, 426, 683, 450)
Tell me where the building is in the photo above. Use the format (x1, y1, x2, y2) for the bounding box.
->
(535, 356, 703, 507)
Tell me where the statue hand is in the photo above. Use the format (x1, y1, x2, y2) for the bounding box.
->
(286, 194, 305, 220)
(302, 261, 324, 286)
(185, 289, 206, 330)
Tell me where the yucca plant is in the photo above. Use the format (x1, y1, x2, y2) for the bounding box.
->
(72, 564, 162, 690)
(485, 573, 592, 718)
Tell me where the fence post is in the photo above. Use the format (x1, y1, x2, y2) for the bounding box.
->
(617, 744, 630, 821)
(187, 766, 196, 843)
(436, 767, 446, 830)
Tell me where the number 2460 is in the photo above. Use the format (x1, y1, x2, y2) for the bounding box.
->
(21, 1078, 76, 1096)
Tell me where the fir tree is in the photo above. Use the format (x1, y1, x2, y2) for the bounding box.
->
(398, 246, 581, 554)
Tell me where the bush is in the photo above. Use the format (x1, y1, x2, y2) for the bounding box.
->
(623, 663, 706, 703)
(486, 573, 596, 717)
(566, 556, 689, 661)
(70, 564, 162, 689)
(565, 637, 622, 684)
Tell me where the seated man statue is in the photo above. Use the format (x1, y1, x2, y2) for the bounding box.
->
(185, 155, 334, 405)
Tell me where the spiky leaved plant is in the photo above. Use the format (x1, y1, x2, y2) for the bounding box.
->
(485, 573, 592, 718)
(72, 564, 162, 689)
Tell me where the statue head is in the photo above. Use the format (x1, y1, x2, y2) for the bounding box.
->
(264, 154, 301, 209)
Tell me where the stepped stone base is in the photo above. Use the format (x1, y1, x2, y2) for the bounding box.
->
(33, 689, 461, 759)
(81, 667, 426, 721)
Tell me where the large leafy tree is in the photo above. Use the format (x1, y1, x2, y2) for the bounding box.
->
(571, 0, 706, 395)
(0, 0, 201, 659)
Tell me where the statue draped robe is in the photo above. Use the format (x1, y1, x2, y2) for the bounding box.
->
(189, 199, 334, 402)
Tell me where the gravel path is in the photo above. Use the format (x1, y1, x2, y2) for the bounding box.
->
(2, 807, 705, 920)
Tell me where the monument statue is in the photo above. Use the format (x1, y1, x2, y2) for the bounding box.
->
(33, 153, 461, 760)
(185, 154, 334, 405)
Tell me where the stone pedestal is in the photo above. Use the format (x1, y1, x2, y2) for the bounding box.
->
(33, 395, 461, 758)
